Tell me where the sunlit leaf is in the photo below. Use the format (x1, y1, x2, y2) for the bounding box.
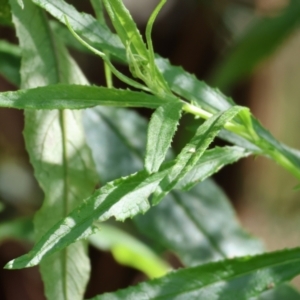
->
(152, 106, 245, 205)
(253, 284, 300, 300)
(156, 56, 300, 181)
(5, 141, 251, 270)
(10, 0, 97, 299)
(175, 146, 249, 191)
(32, 0, 126, 61)
(4, 167, 169, 269)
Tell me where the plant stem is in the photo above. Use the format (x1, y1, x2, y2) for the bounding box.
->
(183, 102, 300, 181)
(182, 103, 252, 140)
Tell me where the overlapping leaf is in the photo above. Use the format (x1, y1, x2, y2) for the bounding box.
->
(135, 179, 263, 267)
(145, 101, 182, 173)
(29, 0, 300, 182)
(88, 247, 300, 300)
(152, 106, 245, 205)
(155, 57, 300, 181)
(0, 84, 167, 109)
(83, 106, 146, 183)
(32, 0, 126, 60)
(10, 0, 97, 299)
(5, 106, 252, 270)
(83, 106, 260, 267)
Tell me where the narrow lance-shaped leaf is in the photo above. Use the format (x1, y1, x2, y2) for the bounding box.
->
(175, 146, 250, 191)
(0, 84, 168, 110)
(5, 167, 169, 270)
(102, 0, 148, 58)
(10, 1, 97, 299)
(30, 0, 300, 182)
(5, 144, 250, 269)
(156, 56, 300, 181)
(88, 247, 300, 300)
(83, 106, 261, 267)
(145, 101, 182, 173)
(32, 0, 126, 61)
(102, 0, 170, 95)
(152, 106, 246, 205)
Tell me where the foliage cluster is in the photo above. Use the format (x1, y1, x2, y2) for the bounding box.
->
(1, 0, 300, 299)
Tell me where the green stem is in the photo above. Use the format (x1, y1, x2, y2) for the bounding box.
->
(183, 103, 300, 181)
(182, 103, 252, 140)
(64, 15, 149, 92)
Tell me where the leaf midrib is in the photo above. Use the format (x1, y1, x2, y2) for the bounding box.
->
(148, 254, 300, 299)
(47, 12, 70, 299)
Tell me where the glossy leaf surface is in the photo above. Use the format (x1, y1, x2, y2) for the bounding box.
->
(83, 106, 146, 183)
(10, 0, 97, 299)
(135, 179, 263, 266)
(152, 106, 245, 204)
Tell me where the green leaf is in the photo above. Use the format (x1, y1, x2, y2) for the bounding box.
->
(175, 146, 250, 191)
(50, 20, 93, 54)
(10, 0, 97, 299)
(32, 0, 126, 61)
(135, 179, 263, 267)
(5, 143, 250, 270)
(0, 40, 21, 85)
(88, 247, 300, 300)
(4, 167, 169, 270)
(156, 56, 300, 181)
(90, 0, 105, 24)
(102, 0, 148, 58)
(155, 56, 233, 113)
(83, 106, 146, 183)
(152, 106, 245, 205)
(212, 0, 300, 90)
(0, 84, 167, 110)
(102, 0, 170, 96)
(145, 101, 182, 173)
(31, 0, 300, 181)
(89, 224, 169, 278)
